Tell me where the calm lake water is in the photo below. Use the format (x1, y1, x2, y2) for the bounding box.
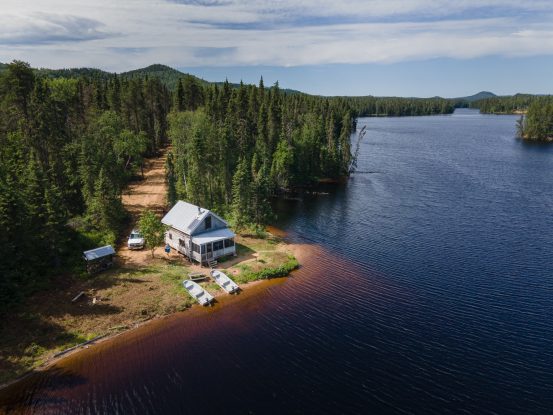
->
(2, 109, 553, 414)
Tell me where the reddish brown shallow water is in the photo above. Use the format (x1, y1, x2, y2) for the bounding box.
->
(1, 243, 377, 414)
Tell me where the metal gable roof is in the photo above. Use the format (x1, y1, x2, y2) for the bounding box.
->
(161, 200, 228, 234)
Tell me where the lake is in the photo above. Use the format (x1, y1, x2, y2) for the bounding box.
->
(2, 109, 552, 414)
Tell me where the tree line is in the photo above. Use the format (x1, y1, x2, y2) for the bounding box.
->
(343, 96, 454, 116)
(471, 94, 544, 114)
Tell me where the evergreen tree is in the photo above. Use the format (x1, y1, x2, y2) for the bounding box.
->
(176, 79, 185, 111)
(250, 162, 272, 227)
(166, 151, 177, 208)
(231, 157, 251, 230)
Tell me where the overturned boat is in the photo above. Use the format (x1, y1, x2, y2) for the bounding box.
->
(210, 270, 240, 294)
(183, 280, 214, 306)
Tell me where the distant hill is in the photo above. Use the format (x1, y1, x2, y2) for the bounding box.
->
(121, 64, 206, 90)
(32, 64, 205, 91)
(454, 91, 496, 102)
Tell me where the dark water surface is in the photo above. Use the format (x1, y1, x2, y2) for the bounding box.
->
(2, 109, 553, 414)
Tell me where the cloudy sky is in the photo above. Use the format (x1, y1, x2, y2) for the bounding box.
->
(1, 0, 552, 96)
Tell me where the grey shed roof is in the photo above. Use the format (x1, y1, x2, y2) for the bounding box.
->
(83, 245, 115, 261)
(161, 200, 228, 234)
(192, 228, 235, 244)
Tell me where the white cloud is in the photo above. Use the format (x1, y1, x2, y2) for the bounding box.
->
(0, 0, 552, 70)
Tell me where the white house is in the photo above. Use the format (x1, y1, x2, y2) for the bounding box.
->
(161, 200, 236, 264)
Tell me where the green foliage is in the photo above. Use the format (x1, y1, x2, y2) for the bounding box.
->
(0, 61, 171, 313)
(231, 157, 252, 230)
(87, 168, 125, 232)
(521, 99, 553, 141)
(138, 210, 166, 258)
(165, 151, 178, 207)
(233, 255, 299, 284)
(271, 139, 294, 188)
(169, 79, 357, 228)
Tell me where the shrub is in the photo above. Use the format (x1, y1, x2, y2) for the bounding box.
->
(234, 255, 299, 284)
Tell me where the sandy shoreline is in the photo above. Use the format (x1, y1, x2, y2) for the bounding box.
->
(0, 240, 308, 392)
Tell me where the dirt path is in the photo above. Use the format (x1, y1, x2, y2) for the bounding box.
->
(118, 147, 169, 267)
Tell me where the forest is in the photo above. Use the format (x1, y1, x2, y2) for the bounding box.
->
(167, 78, 355, 229)
(516, 98, 553, 141)
(0, 60, 465, 311)
(0, 61, 170, 310)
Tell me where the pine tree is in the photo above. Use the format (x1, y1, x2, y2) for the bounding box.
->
(231, 157, 251, 230)
(250, 162, 272, 227)
(88, 168, 123, 241)
(176, 79, 185, 111)
(165, 151, 177, 208)
(44, 179, 67, 268)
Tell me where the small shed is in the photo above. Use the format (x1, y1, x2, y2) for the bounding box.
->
(83, 245, 115, 274)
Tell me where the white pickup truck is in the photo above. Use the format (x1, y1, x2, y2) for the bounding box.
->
(127, 230, 145, 250)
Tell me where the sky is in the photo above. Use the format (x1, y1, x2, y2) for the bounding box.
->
(1, 0, 553, 97)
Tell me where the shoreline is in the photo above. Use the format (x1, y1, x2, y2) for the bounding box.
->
(0, 235, 307, 392)
(0, 278, 269, 392)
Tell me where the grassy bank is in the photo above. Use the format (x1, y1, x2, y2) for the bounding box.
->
(0, 232, 297, 386)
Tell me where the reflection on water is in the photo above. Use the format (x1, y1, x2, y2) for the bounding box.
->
(2, 109, 553, 414)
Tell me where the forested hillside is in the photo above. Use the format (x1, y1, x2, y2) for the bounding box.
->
(33, 63, 206, 92)
(0, 61, 171, 310)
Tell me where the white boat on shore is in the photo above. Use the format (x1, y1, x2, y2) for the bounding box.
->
(210, 270, 240, 294)
(183, 280, 214, 306)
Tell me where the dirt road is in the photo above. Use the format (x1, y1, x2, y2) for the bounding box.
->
(119, 147, 169, 266)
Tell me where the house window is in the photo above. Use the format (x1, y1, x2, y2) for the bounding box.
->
(224, 238, 235, 248)
(179, 239, 185, 247)
(213, 240, 223, 251)
(192, 243, 200, 253)
(205, 216, 212, 230)
(168, 233, 172, 240)
(200, 244, 206, 254)
(206, 243, 212, 253)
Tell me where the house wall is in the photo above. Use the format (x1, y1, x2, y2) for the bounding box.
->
(165, 228, 190, 255)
